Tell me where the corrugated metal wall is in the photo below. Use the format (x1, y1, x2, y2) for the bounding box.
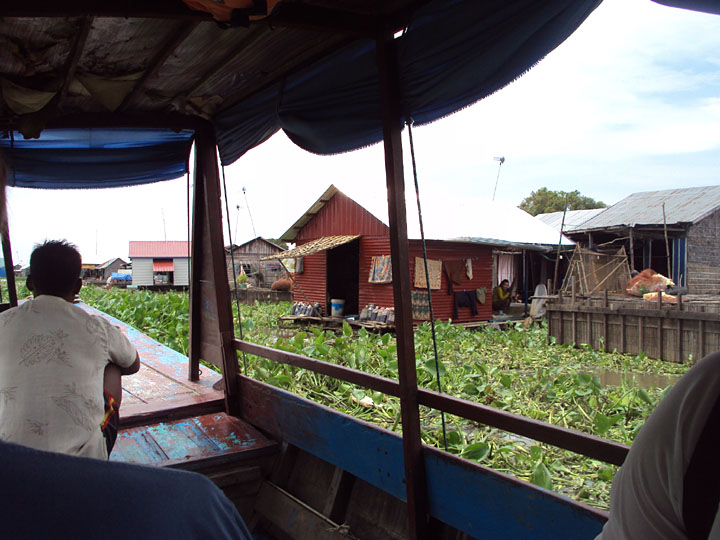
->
(297, 191, 389, 242)
(358, 239, 493, 322)
(358, 236, 395, 309)
(131, 258, 153, 285)
(292, 251, 327, 311)
(289, 191, 493, 322)
(173, 257, 190, 286)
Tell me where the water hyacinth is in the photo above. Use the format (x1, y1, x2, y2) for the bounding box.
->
(78, 285, 691, 509)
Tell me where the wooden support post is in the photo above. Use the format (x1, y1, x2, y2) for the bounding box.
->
(628, 228, 635, 272)
(1, 218, 17, 307)
(677, 297, 683, 362)
(557, 292, 565, 344)
(188, 125, 240, 416)
(376, 27, 428, 540)
(602, 289, 608, 352)
(638, 316, 644, 355)
(699, 317, 705, 360)
(587, 312, 592, 348)
(572, 280, 577, 303)
(657, 292, 663, 360)
(620, 314, 625, 352)
(323, 468, 354, 524)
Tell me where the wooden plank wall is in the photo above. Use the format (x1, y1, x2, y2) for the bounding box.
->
(547, 296, 720, 363)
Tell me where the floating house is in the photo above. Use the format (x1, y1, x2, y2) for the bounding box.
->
(268, 185, 568, 321)
(129, 241, 190, 286)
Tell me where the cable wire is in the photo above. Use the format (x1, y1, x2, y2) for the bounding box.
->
(221, 164, 248, 375)
(407, 119, 448, 452)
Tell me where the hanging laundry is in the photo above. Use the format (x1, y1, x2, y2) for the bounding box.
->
(369, 255, 392, 283)
(444, 260, 466, 293)
(453, 291, 478, 319)
(465, 259, 473, 280)
(414, 257, 442, 290)
(476, 287, 486, 304)
(411, 290, 431, 320)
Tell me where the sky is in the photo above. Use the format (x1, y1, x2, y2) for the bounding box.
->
(5, 0, 720, 267)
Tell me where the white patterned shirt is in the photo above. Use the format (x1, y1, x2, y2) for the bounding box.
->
(0, 295, 137, 459)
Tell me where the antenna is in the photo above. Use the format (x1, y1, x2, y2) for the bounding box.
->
(161, 208, 167, 240)
(242, 187, 257, 238)
(492, 156, 505, 201)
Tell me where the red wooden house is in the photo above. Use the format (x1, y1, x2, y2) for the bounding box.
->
(272, 185, 494, 323)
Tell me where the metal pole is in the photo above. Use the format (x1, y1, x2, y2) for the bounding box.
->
(376, 26, 428, 540)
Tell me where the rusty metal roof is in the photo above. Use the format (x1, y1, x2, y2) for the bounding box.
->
(280, 185, 340, 242)
(261, 235, 359, 260)
(129, 240, 190, 258)
(574, 186, 720, 232)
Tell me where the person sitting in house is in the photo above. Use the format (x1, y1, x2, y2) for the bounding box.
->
(0, 240, 140, 459)
(492, 279, 511, 314)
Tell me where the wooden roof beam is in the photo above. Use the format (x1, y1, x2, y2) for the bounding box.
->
(58, 17, 93, 108)
(0, 0, 427, 36)
(118, 21, 199, 112)
(0, 0, 211, 20)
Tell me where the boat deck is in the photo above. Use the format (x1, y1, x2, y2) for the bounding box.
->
(77, 302, 224, 419)
(77, 303, 278, 470)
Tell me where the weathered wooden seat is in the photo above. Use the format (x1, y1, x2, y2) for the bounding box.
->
(112, 412, 278, 469)
(113, 412, 280, 520)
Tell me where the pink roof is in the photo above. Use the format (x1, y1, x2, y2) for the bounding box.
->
(129, 241, 191, 258)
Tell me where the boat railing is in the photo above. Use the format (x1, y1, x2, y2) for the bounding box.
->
(233, 339, 629, 466)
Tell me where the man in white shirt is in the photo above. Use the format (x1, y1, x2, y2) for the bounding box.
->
(0, 240, 140, 459)
(596, 351, 720, 539)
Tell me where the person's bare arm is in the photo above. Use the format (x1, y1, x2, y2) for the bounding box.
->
(118, 352, 141, 375)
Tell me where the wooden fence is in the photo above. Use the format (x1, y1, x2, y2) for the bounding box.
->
(546, 291, 720, 363)
(232, 288, 292, 305)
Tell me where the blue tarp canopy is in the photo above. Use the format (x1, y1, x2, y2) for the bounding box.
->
(215, 0, 602, 164)
(1, 0, 601, 188)
(110, 273, 132, 281)
(1, 129, 194, 189)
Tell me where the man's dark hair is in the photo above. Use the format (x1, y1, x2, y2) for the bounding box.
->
(500, 279, 509, 286)
(29, 240, 82, 296)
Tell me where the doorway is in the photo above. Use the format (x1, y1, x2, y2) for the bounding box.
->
(326, 239, 360, 317)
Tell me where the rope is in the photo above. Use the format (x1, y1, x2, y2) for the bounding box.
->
(221, 164, 248, 375)
(407, 119, 448, 452)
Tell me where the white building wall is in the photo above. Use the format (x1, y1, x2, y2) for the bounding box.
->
(173, 257, 190, 286)
(131, 258, 153, 286)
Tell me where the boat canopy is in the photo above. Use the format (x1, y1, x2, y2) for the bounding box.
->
(0, 0, 602, 189)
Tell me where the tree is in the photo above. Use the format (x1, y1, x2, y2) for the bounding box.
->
(519, 188, 606, 216)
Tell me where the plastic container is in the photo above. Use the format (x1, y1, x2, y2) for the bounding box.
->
(330, 298, 345, 317)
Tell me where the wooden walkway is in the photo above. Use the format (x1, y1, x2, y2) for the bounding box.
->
(77, 303, 278, 470)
